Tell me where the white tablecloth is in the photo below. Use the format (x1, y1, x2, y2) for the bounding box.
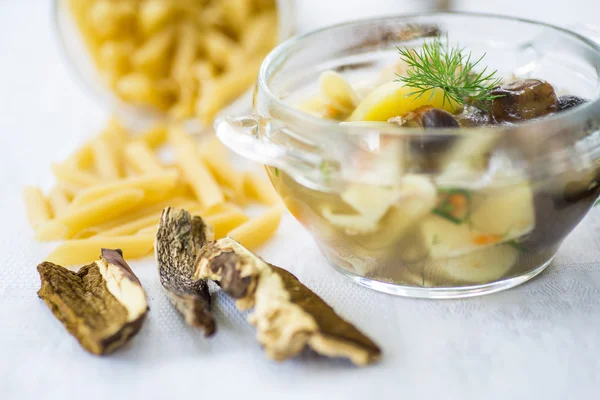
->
(1, 1, 599, 399)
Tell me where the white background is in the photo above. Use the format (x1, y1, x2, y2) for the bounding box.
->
(1, 1, 600, 399)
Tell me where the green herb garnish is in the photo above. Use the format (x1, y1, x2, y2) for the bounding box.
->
(396, 37, 503, 107)
(432, 188, 472, 224)
(507, 240, 525, 252)
(273, 167, 280, 177)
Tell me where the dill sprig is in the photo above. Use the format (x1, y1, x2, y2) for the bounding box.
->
(396, 37, 503, 107)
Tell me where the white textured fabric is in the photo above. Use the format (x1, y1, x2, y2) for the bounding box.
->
(1, 1, 600, 399)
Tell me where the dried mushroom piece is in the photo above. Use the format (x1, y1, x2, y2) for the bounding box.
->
(155, 207, 216, 336)
(196, 238, 382, 366)
(37, 249, 148, 355)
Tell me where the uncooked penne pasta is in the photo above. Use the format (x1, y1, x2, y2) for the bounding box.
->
(226, 207, 282, 249)
(47, 186, 71, 218)
(205, 210, 250, 239)
(204, 30, 240, 69)
(243, 171, 280, 205)
(139, 124, 167, 148)
(102, 117, 130, 147)
(52, 163, 100, 187)
(57, 183, 83, 198)
(242, 10, 278, 55)
(201, 150, 243, 193)
(37, 189, 145, 241)
(45, 234, 155, 266)
(197, 135, 228, 159)
(196, 57, 262, 123)
(136, 225, 158, 235)
(23, 187, 52, 229)
(204, 201, 244, 216)
(70, 169, 179, 207)
(131, 26, 175, 74)
(125, 141, 163, 174)
(96, 212, 161, 237)
(76, 196, 198, 238)
(116, 73, 167, 109)
(169, 127, 224, 208)
(92, 135, 122, 179)
(65, 142, 94, 170)
(170, 21, 196, 82)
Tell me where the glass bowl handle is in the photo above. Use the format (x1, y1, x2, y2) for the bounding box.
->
(568, 23, 600, 44)
(215, 116, 337, 192)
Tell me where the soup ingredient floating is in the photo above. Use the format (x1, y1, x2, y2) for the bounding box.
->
(23, 118, 281, 266)
(196, 237, 382, 366)
(67, 0, 279, 122)
(37, 249, 148, 355)
(396, 37, 503, 109)
(155, 207, 216, 336)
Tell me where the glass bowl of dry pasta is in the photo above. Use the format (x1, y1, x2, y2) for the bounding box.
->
(53, 0, 295, 127)
(216, 13, 600, 298)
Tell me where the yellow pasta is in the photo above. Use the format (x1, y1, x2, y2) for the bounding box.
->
(92, 136, 122, 179)
(169, 127, 224, 208)
(52, 163, 100, 187)
(99, 40, 134, 79)
(125, 141, 163, 173)
(201, 150, 243, 193)
(139, 124, 167, 148)
(74, 196, 198, 239)
(116, 73, 169, 109)
(242, 10, 278, 55)
(23, 187, 52, 229)
(204, 201, 244, 216)
(37, 189, 145, 241)
(226, 207, 282, 249)
(170, 21, 196, 82)
(103, 116, 130, 146)
(132, 26, 175, 75)
(96, 212, 161, 237)
(222, 0, 252, 35)
(47, 186, 71, 218)
(67, 0, 279, 121)
(138, 0, 175, 35)
(45, 234, 155, 266)
(70, 169, 179, 207)
(137, 225, 158, 235)
(243, 171, 280, 205)
(204, 30, 240, 69)
(197, 135, 228, 159)
(58, 183, 83, 198)
(196, 57, 262, 123)
(65, 142, 94, 170)
(205, 210, 250, 239)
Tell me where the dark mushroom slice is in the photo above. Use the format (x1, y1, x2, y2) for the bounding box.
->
(155, 207, 216, 336)
(489, 79, 558, 122)
(394, 106, 459, 172)
(37, 249, 148, 355)
(195, 238, 381, 366)
(454, 104, 493, 127)
(557, 95, 587, 112)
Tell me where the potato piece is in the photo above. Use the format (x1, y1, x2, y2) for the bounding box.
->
(428, 245, 518, 284)
(470, 183, 535, 236)
(319, 70, 360, 112)
(348, 82, 457, 121)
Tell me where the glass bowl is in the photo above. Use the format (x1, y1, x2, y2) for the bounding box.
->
(215, 12, 600, 298)
(53, 0, 296, 131)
